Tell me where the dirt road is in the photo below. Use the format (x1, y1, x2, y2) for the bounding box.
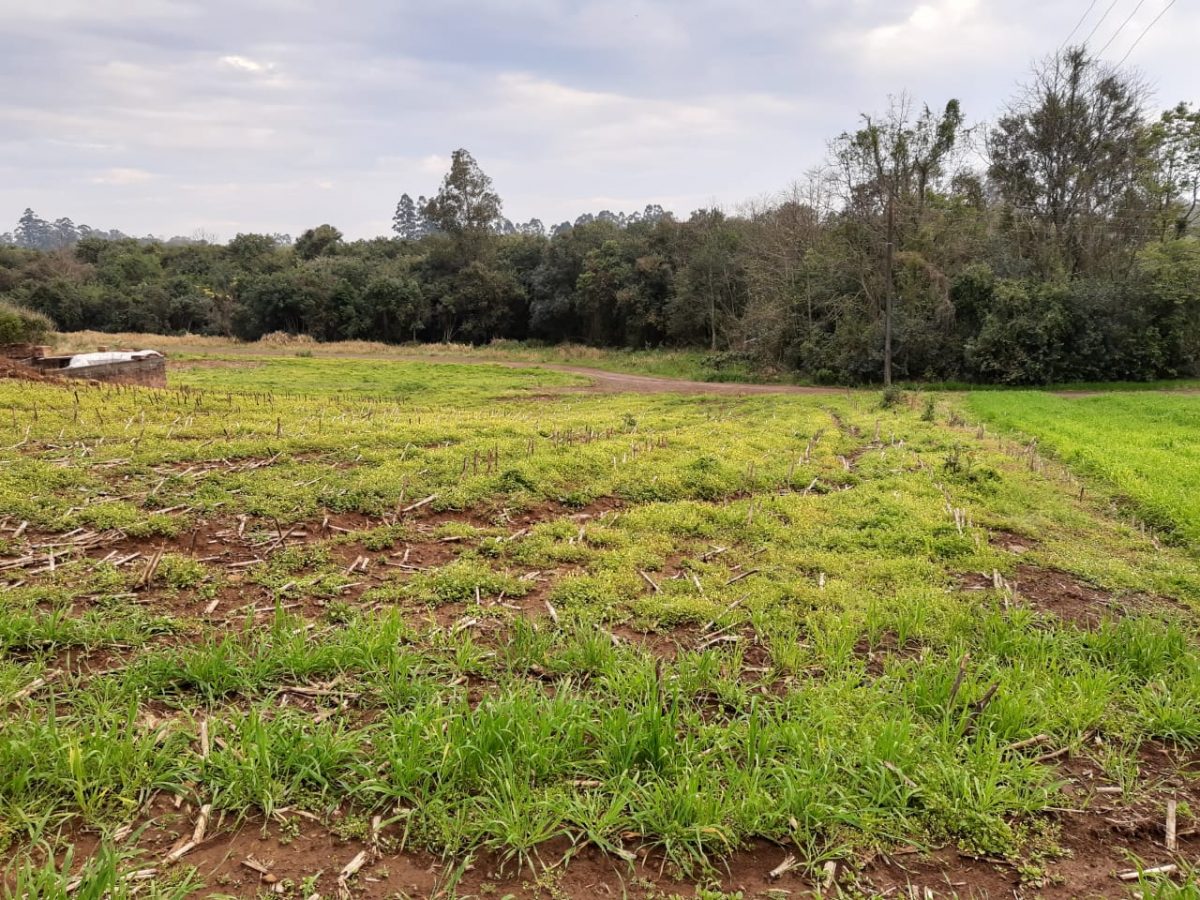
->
(168, 356, 1200, 398)
(373, 353, 843, 395)
(167, 352, 841, 395)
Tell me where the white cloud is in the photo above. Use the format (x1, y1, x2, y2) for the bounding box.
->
(219, 54, 273, 74)
(2, 0, 1195, 240)
(418, 154, 449, 175)
(845, 0, 1029, 70)
(4, 0, 196, 24)
(483, 73, 797, 164)
(48, 138, 118, 152)
(568, 2, 690, 52)
(90, 167, 157, 185)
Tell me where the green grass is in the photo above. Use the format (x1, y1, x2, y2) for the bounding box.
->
(169, 355, 590, 399)
(4, 843, 199, 899)
(908, 378, 1200, 393)
(51, 331, 778, 384)
(54, 329, 1200, 390)
(402, 340, 771, 383)
(1, 362, 1198, 895)
(965, 392, 1200, 546)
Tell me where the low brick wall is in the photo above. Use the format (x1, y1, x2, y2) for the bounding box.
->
(1, 343, 50, 360)
(61, 356, 167, 388)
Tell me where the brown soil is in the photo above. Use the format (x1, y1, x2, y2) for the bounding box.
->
(989, 529, 1040, 554)
(4, 494, 622, 570)
(860, 845, 1021, 898)
(845, 742, 1200, 898)
(1009, 565, 1128, 627)
(844, 440, 883, 469)
(63, 798, 820, 900)
(960, 564, 1134, 628)
(610, 622, 699, 660)
(1040, 742, 1200, 897)
(0, 497, 637, 636)
(0, 357, 61, 383)
(51, 739, 1200, 899)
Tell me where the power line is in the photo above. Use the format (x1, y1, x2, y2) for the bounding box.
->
(1081, 0, 1124, 45)
(1097, 0, 1150, 54)
(1059, 0, 1100, 48)
(1115, 0, 1179, 64)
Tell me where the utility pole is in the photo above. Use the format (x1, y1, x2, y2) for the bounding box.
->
(882, 187, 895, 387)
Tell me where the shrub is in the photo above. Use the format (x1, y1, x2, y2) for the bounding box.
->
(257, 331, 316, 346)
(0, 300, 54, 345)
(921, 394, 937, 421)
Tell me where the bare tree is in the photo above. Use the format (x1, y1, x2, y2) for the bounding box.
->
(736, 173, 835, 367)
(831, 95, 966, 384)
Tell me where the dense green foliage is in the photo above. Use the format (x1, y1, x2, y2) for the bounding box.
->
(0, 300, 53, 345)
(3, 49, 1199, 386)
(967, 392, 1200, 545)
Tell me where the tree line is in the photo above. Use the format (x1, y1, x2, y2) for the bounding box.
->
(2, 209, 135, 252)
(2, 47, 1198, 385)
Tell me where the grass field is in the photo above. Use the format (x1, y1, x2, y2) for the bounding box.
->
(2, 363, 1200, 898)
(49, 332, 770, 384)
(169, 357, 591, 400)
(50, 330, 1200, 391)
(967, 392, 1200, 548)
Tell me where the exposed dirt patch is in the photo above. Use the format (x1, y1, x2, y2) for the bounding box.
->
(1010, 565, 1125, 627)
(0, 357, 63, 383)
(510, 496, 625, 524)
(844, 440, 883, 470)
(858, 741, 1200, 897)
(825, 408, 858, 438)
(989, 529, 1040, 554)
(211, 581, 341, 624)
(1043, 741, 1200, 897)
(32, 740, 1200, 898)
(56, 519, 268, 570)
(1, 646, 145, 714)
(2, 497, 633, 633)
(7, 495, 623, 579)
(610, 623, 699, 660)
(859, 845, 1019, 897)
(377, 538, 462, 572)
(1, 499, 624, 589)
(318, 495, 623, 536)
(960, 564, 1135, 628)
(66, 807, 819, 900)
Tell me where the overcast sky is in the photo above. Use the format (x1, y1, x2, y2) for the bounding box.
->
(1, 0, 1194, 240)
